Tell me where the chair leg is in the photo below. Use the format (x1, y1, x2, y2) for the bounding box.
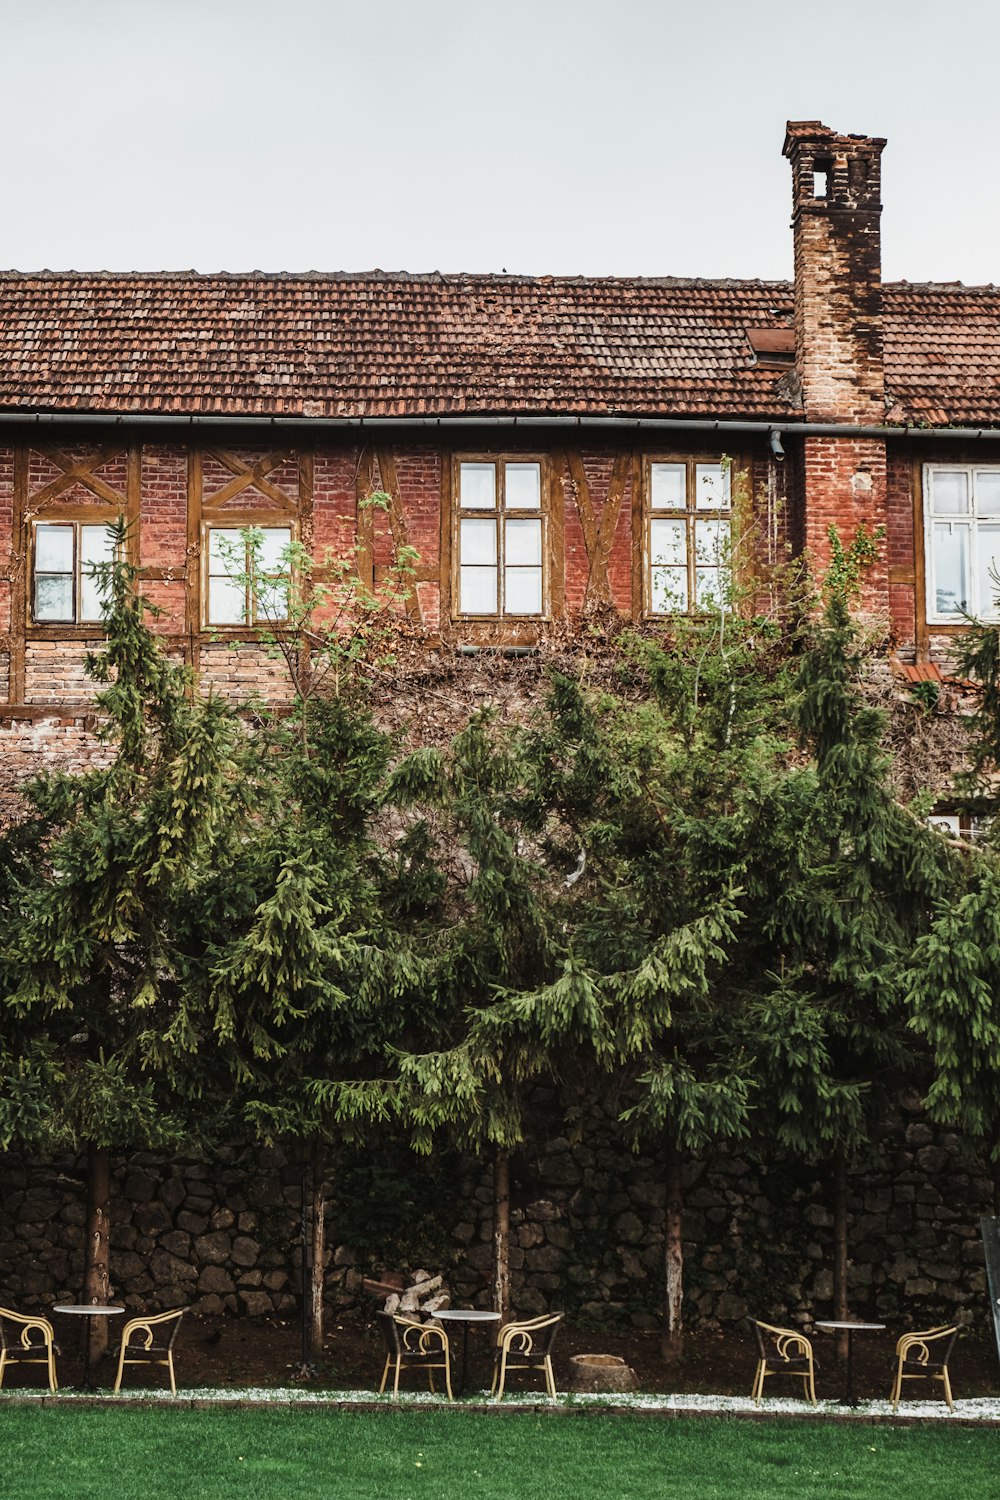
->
(167, 1352, 177, 1398)
(378, 1356, 391, 1395)
(942, 1368, 955, 1411)
(806, 1359, 817, 1407)
(48, 1343, 58, 1395)
(392, 1359, 401, 1399)
(890, 1361, 901, 1411)
(495, 1349, 508, 1401)
(0, 1351, 7, 1391)
(113, 1347, 128, 1394)
(544, 1356, 556, 1400)
(443, 1355, 453, 1403)
(751, 1360, 764, 1406)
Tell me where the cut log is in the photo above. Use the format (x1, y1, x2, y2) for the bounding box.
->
(568, 1354, 638, 1394)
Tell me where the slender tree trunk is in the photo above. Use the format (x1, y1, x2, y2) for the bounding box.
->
(493, 1145, 511, 1322)
(833, 1146, 849, 1362)
(661, 1135, 684, 1365)
(84, 1142, 111, 1362)
(307, 1137, 327, 1363)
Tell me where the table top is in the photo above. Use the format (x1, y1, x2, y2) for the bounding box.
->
(432, 1309, 501, 1323)
(52, 1304, 126, 1316)
(815, 1320, 886, 1332)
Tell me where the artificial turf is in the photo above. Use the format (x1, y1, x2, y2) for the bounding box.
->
(3, 1407, 998, 1500)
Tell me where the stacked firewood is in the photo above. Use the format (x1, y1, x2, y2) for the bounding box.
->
(363, 1269, 452, 1317)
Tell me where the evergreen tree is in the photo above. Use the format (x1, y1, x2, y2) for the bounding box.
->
(0, 529, 242, 1353)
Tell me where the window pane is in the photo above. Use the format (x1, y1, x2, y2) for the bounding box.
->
(930, 471, 970, 515)
(695, 464, 731, 509)
(460, 518, 497, 565)
(34, 574, 74, 621)
(977, 524, 1000, 617)
(695, 568, 728, 611)
(505, 518, 541, 566)
(35, 524, 73, 573)
(459, 463, 496, 509)
(977, 473, 1000, 517)
(505, 463, 541, 509)
(80, 572, 111, 622)
(209, 575, 248, 624)
(695, 518, 730, 568)
(932, 521, 969, 615)
(80, 524, 116, 564)
(209, 529, 244, 572)
(505, 568, 542, 615)
(460, 566, 497, 614)
(257, 528, 292, 572)
(650, 518, 686, 567)
(650, 464, 686, 510)
(253, 578, 290, 622)
(651, 567, 688, 613)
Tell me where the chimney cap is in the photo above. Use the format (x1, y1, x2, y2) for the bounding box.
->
(783, 120, 886, 157)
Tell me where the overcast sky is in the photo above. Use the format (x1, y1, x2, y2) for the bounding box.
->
(2, 0, 997, 285)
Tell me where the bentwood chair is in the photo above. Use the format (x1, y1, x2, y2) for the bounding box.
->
(113, 1307, 187, 1395)
(491, 1313, 562, 1400)
(750, 1319, 818, 1406)
(377, 1312, 453, 1400)
(889, 1324, 959, 1411)
(0, 1307, 58, 1392)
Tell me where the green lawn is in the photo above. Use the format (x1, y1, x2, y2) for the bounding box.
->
(2, 1407, 998, 1500)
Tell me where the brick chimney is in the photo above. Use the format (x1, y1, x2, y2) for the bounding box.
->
(783, 121, 890, 616)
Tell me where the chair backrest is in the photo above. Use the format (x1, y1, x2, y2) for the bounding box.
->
(124, 1307, 187, 1351)
(0, 1307, 51, 1352)
(376, 1311, 402, 1356)
(751, 1319, 805, 1360)
(503, 1313, 562, 1355)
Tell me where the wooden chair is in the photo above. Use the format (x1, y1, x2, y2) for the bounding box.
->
(113, 1308, 186, 1395)
(491, 1313, 562, 1400)
(750, 1319, 817, 1406)
(0, 1307, 58, 1393)
(889, 1324, 959, 1411)
(377, 1312, 453, 1400)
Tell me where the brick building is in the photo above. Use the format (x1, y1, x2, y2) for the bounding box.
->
(1, 118, 998, 771)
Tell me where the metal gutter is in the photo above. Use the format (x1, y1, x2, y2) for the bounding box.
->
(0, 410, 997, 441)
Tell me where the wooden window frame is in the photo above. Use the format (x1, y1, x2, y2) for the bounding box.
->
(640, 454, 735, 618)
(201, 518, 297, 631)
(29, 514, 121, 629)
(451, 454, 549, 622)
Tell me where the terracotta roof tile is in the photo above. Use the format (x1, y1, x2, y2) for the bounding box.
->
(0, 271, 998, 425)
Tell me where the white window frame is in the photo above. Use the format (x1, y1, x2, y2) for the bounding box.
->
(924, 464, 1000, 624)
(203, 524, 294, 628)
(31, 519, 119, 624)
(453, 457, 547, 620)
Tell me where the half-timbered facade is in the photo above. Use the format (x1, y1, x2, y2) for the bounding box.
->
(3, 118, 1000, 784)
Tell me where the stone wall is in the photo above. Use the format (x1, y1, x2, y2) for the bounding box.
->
(0, 1094, 992, 1330)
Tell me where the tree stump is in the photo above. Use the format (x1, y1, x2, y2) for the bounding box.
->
(568, 1354, 638, 1393)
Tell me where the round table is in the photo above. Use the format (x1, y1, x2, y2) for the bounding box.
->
(431, 1309, 501, 1397)
(814, 1320, 885, 1406)
(53, 1304, 126, 1390)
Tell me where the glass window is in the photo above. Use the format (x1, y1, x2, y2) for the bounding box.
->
(206, 526, 292, 626)
(33, 521, 117, 624)
(455, 458, 545, 618)
(645, 459, 733, 615)
(926, 467, 1000, 620)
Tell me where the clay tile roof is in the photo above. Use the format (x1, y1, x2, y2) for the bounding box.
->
(0, 270, 999, 426)
(0, 271, 797, 421)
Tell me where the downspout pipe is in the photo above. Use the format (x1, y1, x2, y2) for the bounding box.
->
(0, 410, 999, 441)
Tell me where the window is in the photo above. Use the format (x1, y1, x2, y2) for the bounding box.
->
(455, 459, 545, 617)
(206, 526, 292, 625)
(644, 459, 732, 614)
(32, 521, 117, 623)
(925, 466, 1000, 622)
